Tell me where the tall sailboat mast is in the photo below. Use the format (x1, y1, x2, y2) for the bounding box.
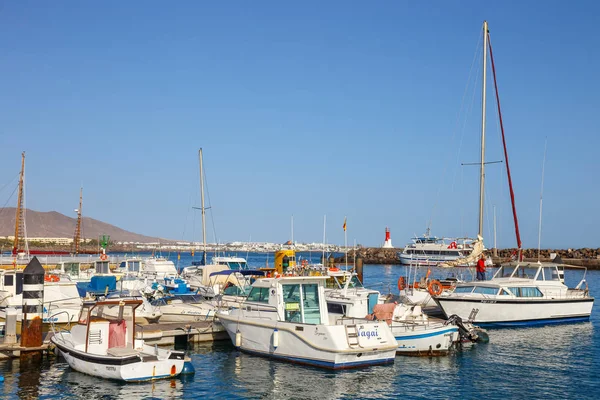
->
(478, 21, 488, 238)
(199, 149, 207, 265)
(73, 188, 83, 255)
(12, 152, 25, 256)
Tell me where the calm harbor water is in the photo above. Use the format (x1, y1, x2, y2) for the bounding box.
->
(1, 252, 597, 399)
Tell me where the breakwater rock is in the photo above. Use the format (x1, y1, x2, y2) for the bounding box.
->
(333, 247, 600, 268)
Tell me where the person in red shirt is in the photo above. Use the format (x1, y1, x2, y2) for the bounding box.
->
(476, 254, 486, 281)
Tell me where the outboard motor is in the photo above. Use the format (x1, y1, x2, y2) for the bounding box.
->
(445, 314, 489, 343)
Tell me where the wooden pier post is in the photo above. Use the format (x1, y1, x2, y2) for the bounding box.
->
(20, 257, 44, 359)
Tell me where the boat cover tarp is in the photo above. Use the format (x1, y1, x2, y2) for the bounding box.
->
(109, 320, 127, 348)
(439, 235, 485, 268)
(209, 269, 265, 277)
(366, 303, 396, 325)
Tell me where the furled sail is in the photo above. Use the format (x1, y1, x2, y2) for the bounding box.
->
(439, 235, 485, 268)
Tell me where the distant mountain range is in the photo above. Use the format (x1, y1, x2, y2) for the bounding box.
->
(0, 207, 167, 243)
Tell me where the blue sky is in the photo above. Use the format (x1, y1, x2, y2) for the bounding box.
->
(1, 1, 598, 248)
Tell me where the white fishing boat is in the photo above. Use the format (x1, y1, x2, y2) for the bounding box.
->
(51, 299, 191, 381)
(217, 276, 398, 369)
(435, 259, 594, 327)
(398, 230, 478, 267)
(324, 271, 484, 356)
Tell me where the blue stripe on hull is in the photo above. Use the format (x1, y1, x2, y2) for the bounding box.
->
(124, 374, 173, 382)
(239, 348, 395, 370)
(476, 316, 590, 328)
(395, 328, 457, 340)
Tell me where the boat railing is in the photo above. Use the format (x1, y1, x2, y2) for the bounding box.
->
(49, 310, 75, 333)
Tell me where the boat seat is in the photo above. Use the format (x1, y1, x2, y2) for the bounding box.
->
(140, 353, 159, 362)
(106, 347, 139, 357)
(411, 305, 422, 317)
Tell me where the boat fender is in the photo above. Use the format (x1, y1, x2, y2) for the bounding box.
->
(170, 365, 177, 376)
(397, 276, 406, 291)
(235, 330, 242, 347)
(272, 329, 279, 349)
(427, 280, 443, 296)
(329, 267, 340, 272)
(447, 241, 457, 249)
(181, 361, 196, 375)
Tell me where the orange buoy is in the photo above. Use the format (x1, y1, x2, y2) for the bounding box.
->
(397, 276, 406, 291)
(329, 267, 340, 272)
(427, 279, 443, 296)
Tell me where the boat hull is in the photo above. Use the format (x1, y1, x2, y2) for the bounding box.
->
(52, 338, 185, 381)
(218, 313, 396, 370)
(392, 324, 458, 356)
(434, 297, 594, 327)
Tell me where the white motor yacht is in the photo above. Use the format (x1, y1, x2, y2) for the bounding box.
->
(434, 259, 594, 327)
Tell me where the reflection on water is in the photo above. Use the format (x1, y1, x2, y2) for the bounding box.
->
(0, 262, 597, 399)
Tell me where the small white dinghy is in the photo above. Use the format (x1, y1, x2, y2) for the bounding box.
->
(51, 299, 191, 382)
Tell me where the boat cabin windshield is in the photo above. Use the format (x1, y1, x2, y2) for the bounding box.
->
(217, 261, 249, 269)
(326, 274, 364, 289)
(95, 261, 110, 274)
(495, 263, 552, 280)
(119, 260, 141, 273)
(60, 262, 81, 277)
(281, 283, 321, 325)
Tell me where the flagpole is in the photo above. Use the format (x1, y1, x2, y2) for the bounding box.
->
(344, 216, 348, 270)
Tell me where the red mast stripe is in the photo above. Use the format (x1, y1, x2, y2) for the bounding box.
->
(487, 32, 523, 257)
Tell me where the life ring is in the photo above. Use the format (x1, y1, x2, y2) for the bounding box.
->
(45, 274, 59, 282)
(100, 254, 108, 261)
(329, 267, 340, 272)
(301, 260, 308, 267)
(397, 276, 406, 291)
(447, 241, 457, 249)
(427, 279, 443, 296)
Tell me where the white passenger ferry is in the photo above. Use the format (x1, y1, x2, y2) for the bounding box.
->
(398, 230, 478, 267)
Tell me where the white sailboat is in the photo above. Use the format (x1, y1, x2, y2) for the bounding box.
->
(433, 21, 595, 326)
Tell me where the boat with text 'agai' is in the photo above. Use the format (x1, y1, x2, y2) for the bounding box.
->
(217, 275, 398, 369)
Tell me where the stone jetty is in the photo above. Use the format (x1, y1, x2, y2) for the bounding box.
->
(334, 247, 600, 269)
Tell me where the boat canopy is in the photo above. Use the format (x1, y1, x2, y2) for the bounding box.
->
(209, 269, 265, 277)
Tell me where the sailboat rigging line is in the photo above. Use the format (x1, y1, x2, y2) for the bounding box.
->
(427, 31, 482, 230)
(0, 172, 19, 197)
(487, 31, 522, 256)
(537, 138, 548, 261)
(0, 183, 19, 212)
